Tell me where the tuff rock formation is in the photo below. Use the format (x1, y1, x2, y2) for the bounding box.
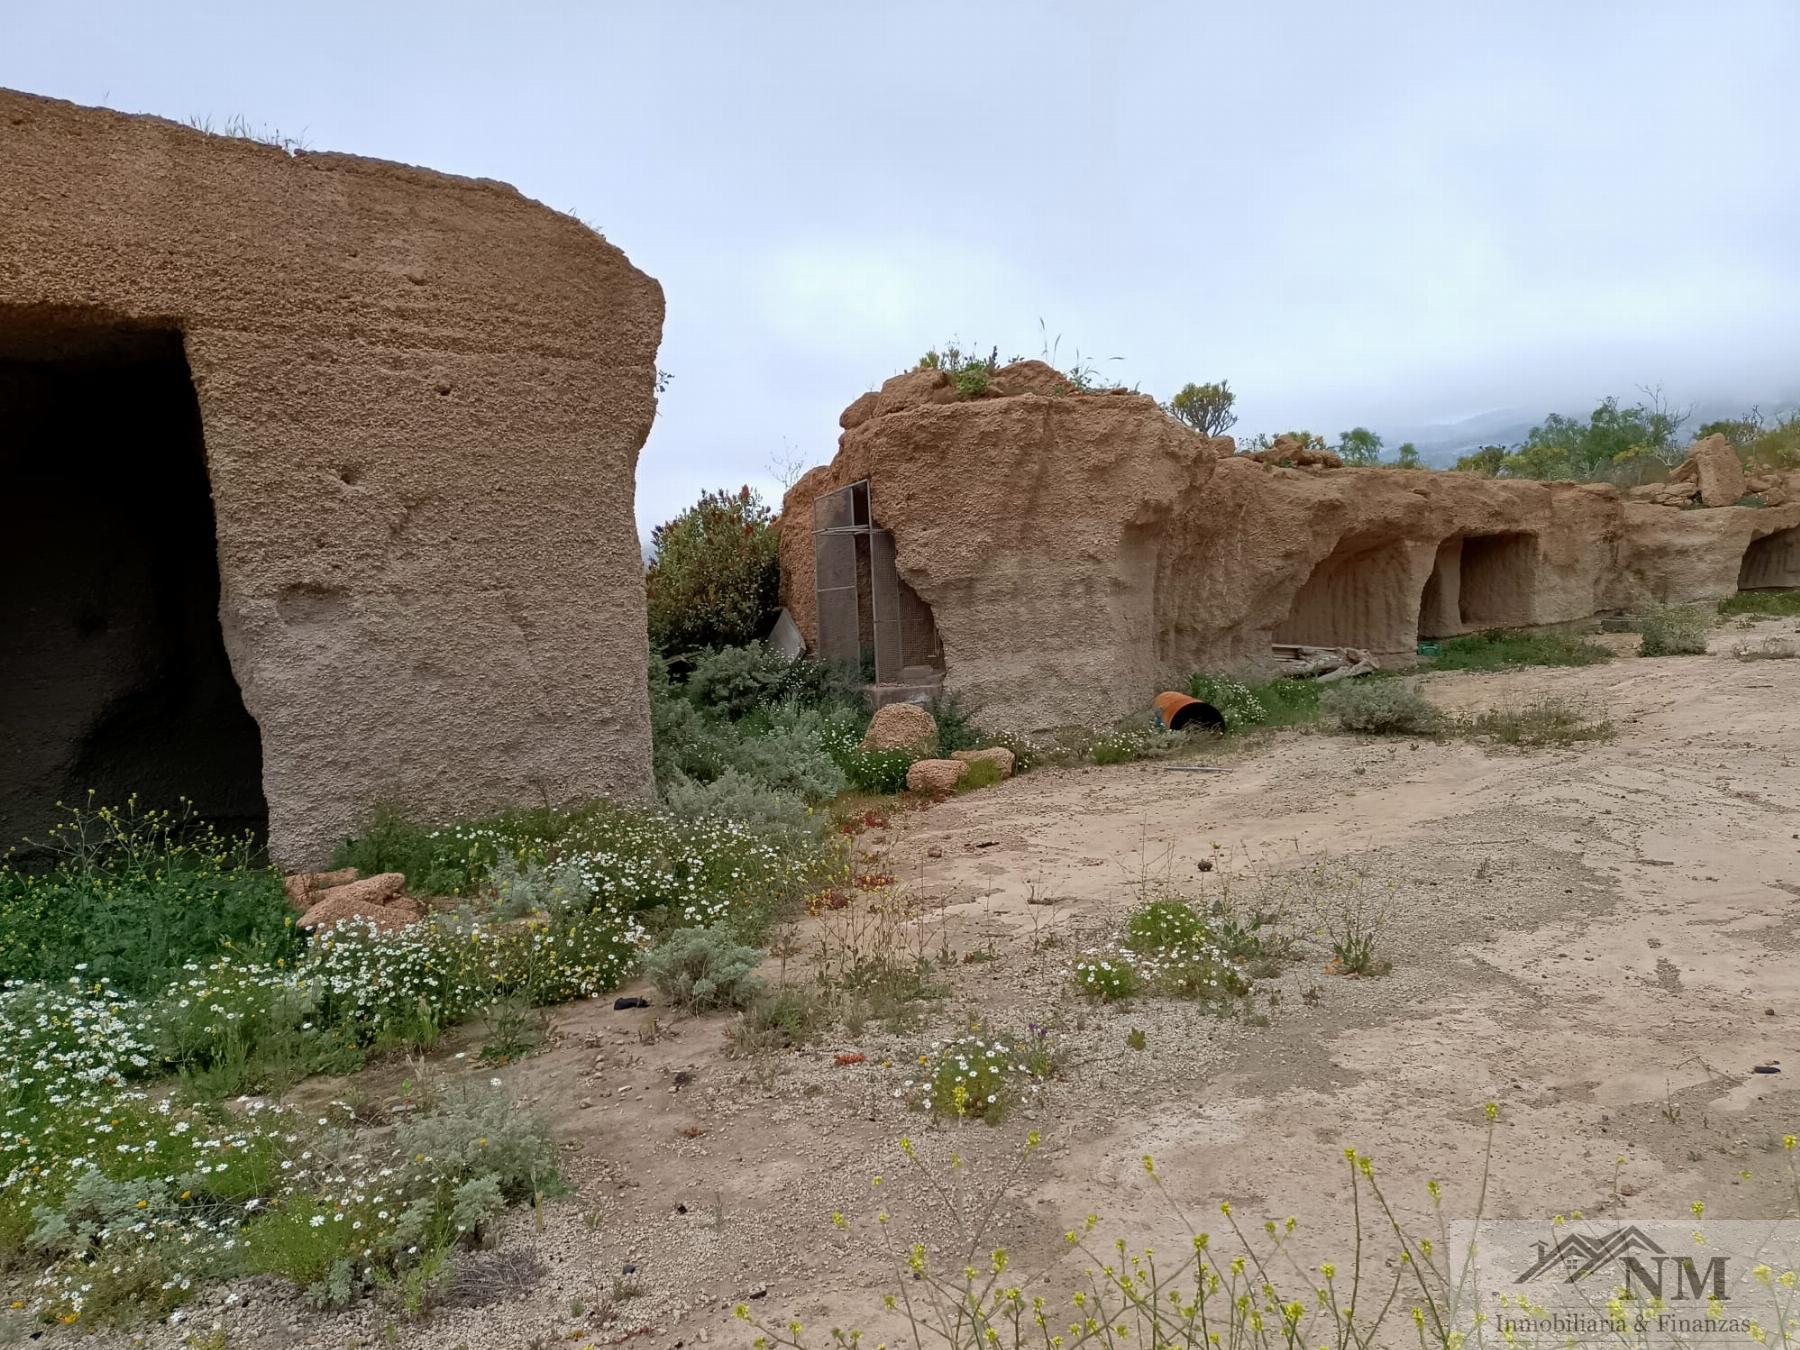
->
(1, 90, 663, 864)
(782, 366, 1800, 732)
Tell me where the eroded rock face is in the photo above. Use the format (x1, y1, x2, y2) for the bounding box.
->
(0, 90, 663, 864)
(781, 370, 1800, 732)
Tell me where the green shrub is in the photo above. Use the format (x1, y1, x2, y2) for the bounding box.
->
(927, 692, 980, 757)
(0, 797, 297, 997)
(726, 707, 849, 803)
(241, 1090, 562, 1312)
(643, 926, 765, 1011)
(729, 984, 827, 1054)
(1428, 628, 1612, 670)
(1321, 681, 1441, 735)
(686, 643, 795, 720)
(645, 486, 780, 654)
(1719, 588, 1800, 617)
(1637, 606, 1712, 656)
(490, 849, 591, 921)
(662, 768, 821, 846)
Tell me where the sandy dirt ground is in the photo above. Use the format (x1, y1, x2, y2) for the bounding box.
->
(137, 621, 1800, 1349)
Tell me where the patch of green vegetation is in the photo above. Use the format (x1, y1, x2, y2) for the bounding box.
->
(1321, 681, 1441, 736)
(955, 758, 1005, 792)
(0, 796, 297, 997)
(1187, 674, 1323, 730)
(1637, 606, 1712, 656)
(1719, 588, 1800, 617)
(1455, 697, 1615, 747)
(1426, 628, 1612, 671)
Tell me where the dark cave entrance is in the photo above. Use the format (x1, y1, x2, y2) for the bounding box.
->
(0, 318, 267, 844)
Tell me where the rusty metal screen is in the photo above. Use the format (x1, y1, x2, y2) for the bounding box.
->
(814, 479, 905, 680)
(869, 529, 902, 683)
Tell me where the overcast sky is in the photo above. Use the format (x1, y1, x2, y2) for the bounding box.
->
(6, 1, 1797, 536)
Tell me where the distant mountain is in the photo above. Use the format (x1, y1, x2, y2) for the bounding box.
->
(1378, 409, 1539, 468)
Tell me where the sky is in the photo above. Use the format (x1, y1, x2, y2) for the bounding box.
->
(6, 1, 1798, 537)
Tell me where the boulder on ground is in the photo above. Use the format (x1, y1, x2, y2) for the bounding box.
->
(299, 894, 419, 933)
(952, 747, 1016, 778)
(281, 866, 361, 910)
(313, 872, 408, 911)
(906, 758, 968, 795)
(862, 702, 939, 755)
(1669, 434, 1747, 507)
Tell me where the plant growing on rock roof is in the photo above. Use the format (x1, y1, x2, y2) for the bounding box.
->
(1167, 380, 1237, 437)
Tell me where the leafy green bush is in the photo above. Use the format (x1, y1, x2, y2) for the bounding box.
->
(1321, 681, 1441, 735)
(0, 798, 297, 997)
(927, 692, 979, 757)
(726, 706, 850, 803)
(1428, 629, 1612, 670)
(645, 486, 780, 655)
(686, 643, 796, 720)
(1637, 606, 1712, 656)
(643, 926, 765, 1011)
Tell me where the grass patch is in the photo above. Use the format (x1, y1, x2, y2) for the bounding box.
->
(954, 759, 1005, 793)
(1455, 697, 1614, 747)
(1427, 628, 1612, 670)
(1720, 588, 1800, 617)
(1074, 894, 1284, 1006)
(1186, 674, 1322, 729)
(1735, 636, 1799, 661)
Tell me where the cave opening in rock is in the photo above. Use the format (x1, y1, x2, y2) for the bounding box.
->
(1738, 527, 1800, 591)
(1273, 536, 1419, 654)
(0, 317, 267, 845)
(1456, 532, 1538, 629)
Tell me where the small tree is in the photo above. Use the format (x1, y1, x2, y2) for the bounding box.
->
(1337, 427, 1384, 466)
(1168, 380, 1238, 437)
(1453, 444, 1510, 476)
(1393, 442, 1422, 468)
(645, 487, 781, 654)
